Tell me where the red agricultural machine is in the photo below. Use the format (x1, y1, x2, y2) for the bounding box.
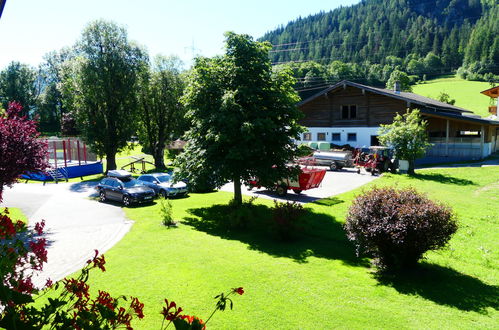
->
(248, 166, 326, 197)
(353, 146, 397, 175)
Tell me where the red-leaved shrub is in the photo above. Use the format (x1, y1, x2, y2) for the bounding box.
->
(345, 186, 458, 270)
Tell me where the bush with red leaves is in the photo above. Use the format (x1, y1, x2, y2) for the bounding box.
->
(0, 101, 48, 201)
(345, 186, 458, 270)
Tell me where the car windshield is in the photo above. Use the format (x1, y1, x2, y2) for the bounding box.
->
(156, 175, 171, 183)
(122, 179, 143, 188)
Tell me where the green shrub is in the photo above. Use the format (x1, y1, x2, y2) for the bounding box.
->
(345, 187, 458, 270)
(271, 200, 305, 241)
(297, 144, 314, 157)
(159, 197, 176, 227)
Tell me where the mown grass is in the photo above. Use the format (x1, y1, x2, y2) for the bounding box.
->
(0, 207, 27, 223)
(412, 76, 493, 118)
(49, 166, 499, 329)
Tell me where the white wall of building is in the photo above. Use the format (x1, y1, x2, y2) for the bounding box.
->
(298, 127, 381, 148)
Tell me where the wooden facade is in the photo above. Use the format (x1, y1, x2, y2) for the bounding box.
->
(300, 85, 416, 128)
(298, 80, 499, 160)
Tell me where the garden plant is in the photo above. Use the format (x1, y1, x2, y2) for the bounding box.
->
(345, 186, 458, 270)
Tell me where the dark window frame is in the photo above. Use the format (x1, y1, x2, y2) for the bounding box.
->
(303, 132, 312, 141)
(347, 133, 357, 142)
(331, 133, 341, 141)
(317, 132, 326, 141)
(341, 105, 358, 119)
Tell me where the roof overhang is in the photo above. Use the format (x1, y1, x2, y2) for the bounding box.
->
(420, 109, 499, 127)
(480, 86, 499, 98)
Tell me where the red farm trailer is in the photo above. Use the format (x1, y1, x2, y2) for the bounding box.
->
(248, 166, 326, 197)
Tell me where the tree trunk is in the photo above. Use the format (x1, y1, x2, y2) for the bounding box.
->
(233, 176, 242, 207)
(153, 144, 166, 170)
(408, 159, 415, 175)
(106, 151, 117, 173)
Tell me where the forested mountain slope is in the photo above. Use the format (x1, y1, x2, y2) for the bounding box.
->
(261, 0, 498, 79)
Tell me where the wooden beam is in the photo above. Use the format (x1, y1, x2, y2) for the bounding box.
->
(445, 119, 449, 156)
(0, 0, 6, 20)
(480, 125, 485, 158)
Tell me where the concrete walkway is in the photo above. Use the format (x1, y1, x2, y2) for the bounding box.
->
(1, 181, 133, 287)
(220, 167, 380, 203)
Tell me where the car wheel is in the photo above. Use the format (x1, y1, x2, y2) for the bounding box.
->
(99, 191, 106, 202)
(329, 162, 338, 171)
(160, 190, 168, 198)
(276, 184, 287, 197)
(122, 195, 131, 206)
(293, 189, 302, 195)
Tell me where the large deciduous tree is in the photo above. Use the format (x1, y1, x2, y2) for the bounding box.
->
(0, 102, 48, 201)
(61, 20, 148, 171)
(36, 48, 74, 133)
(138, 55, 186, 170)
(378, 109, 431, 175)
(176, 32, 303, 205)
(0, 61, 39, 117)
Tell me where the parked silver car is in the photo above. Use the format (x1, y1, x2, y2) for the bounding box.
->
(137, 173, 188, 198)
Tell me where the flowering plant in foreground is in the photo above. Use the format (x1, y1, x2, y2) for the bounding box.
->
(160, 287, 245, 329)
(0, 208, 243, 329)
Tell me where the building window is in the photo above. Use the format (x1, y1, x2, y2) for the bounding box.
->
(341, 105, 357, 119)
(332, 133, 341, 141)
(347, 133, 357, 142)
(303, 132, 312, 141)
(457, 130, 480, 137)
(317, 133, 326, 141)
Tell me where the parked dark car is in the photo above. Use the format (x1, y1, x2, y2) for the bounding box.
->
(137, 173, 188, 198)
(96, 170, 155, 206)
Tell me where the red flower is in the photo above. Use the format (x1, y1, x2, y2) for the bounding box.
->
(63, 278, 90, 300)
(86, 249, 106, 272)
(232, 287, 244, 295)
(130, 297, 145, 319)
(34, 220, 45, 235)
(93, 290, 115, 310)
(160, 299, 183, 321)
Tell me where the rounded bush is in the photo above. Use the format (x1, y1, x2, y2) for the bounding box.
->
(345, 186, 458, 270)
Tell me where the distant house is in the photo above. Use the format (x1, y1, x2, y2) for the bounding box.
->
(297, 80, 499, 163)
(480, 85, 498, 120)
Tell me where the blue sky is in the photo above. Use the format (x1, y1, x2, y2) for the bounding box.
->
(0, 0, 359, 69)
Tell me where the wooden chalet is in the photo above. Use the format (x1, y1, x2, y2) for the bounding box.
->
(298, 80, 499, 163)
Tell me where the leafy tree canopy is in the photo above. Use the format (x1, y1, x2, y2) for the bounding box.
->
(378, 109, 431, 175)
(61, 20, 148, 171)
(175, 32, 304, 204)
(138, 55, 186, 170)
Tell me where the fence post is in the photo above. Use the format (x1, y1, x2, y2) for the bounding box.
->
(77, 140, 81, 166)
(63, 140, 67, 167)
(53, 141, 57, 169)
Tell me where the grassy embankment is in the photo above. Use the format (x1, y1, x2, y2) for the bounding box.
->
(412, 76, 493, 118)
(45, 166, 499, 329)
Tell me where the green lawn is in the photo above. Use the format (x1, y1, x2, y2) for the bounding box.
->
(54, 166, 499, 329)
(412, 76, 493, 118)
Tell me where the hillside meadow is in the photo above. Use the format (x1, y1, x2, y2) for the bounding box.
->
(412, 76, 493, 118)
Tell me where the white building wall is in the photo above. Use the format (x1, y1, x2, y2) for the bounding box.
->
(299, 127, 381, 148)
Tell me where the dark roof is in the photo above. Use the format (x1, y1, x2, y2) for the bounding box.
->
(298, 80, 473, 114)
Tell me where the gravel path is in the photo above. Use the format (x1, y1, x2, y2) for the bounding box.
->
(1, 181, 133, 287)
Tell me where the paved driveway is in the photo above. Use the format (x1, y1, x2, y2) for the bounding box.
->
(1, 181, 133, 287)
(220, 167, 380, 203)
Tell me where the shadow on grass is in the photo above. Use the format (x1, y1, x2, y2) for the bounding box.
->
(375, 263, 499, 313)
(412, 173, 477, 186)
(184, 203, 368, 266)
